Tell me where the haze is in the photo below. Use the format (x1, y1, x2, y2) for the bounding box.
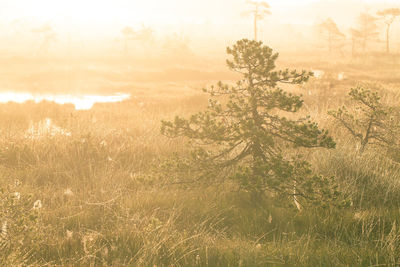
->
(3, 0, 400, 265)
(1, 0, 399, 55)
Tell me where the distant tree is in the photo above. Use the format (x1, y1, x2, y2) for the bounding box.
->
(137, 25, 154, 44)
(162, 33, 193, 58)
(11, 18, 29, 35)
(122, 25, 155, 55)
(242, 0, 271, 41)
(122, 26, 135, 55)
(352, 13, 379, 53)
(350, 28, 359, 57)
(377, 8, 400, 54)
(32, 24, 57, 56)
(317, 18, 346, 54)
(162, 39, 339, 207)
(329, 85, 400, 154)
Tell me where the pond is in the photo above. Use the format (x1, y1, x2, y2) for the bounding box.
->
(0, 92, 131, 110)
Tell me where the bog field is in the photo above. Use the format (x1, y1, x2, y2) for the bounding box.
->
(0, 51, 400, 266)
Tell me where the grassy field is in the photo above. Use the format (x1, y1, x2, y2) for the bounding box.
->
(1, 54, 400, 266)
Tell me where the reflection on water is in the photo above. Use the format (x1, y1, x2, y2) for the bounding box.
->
(0, 92, 130, 110)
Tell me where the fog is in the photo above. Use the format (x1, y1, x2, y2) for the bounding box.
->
(1, 0, 399, 56)
(0, 0, 399, 105)
(3, 1, 400, 265)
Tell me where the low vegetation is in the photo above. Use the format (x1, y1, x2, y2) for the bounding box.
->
(1, 41, 400, 266)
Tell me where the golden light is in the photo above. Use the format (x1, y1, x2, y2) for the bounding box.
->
(0, 92, 131, 110)
(18, 0, 129, 22)
(5, 0, 188, 29)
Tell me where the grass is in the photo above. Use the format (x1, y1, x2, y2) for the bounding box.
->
(1, 56, 400, 266)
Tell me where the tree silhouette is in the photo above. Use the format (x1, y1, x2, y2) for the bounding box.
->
(329, 85, 400, 154)
(162, 39, 337, 205)
(122, 25, 154, 55)
(32, 24, 57, 56)
(243, 0, 271, 41)
(122, 26, 135, 55)
(352, 12, 379, 53)
(350, 28, 359, 57)
(137, 25, 154, 44)
(377, 8, 400, 54)
(317, 18, 345, 54)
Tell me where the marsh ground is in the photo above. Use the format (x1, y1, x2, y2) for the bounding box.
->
(1, 52, 400, 266)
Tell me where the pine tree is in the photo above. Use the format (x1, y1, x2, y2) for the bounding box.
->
(318, 18, 345, 54)
(352, 13, 379, 53)
(242, 1, 271, 41)
(377, 8, 400, 54)
(329, 85, 400, 155)
(162, 39, 337, 206)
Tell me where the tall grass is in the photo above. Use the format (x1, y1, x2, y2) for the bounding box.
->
(0, 77, 400, 266)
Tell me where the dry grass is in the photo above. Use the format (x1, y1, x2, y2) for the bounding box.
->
(1, 57, 400, 266)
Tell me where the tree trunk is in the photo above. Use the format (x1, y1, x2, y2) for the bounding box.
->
(362, 37, 366, 53)
(359, 118, 373, 155)
(254, 12, 258, 41)
(249, 90, 263, 161)
(124, 39, 128, 56)
(359, 140, 367, 155)
(248, 71, 267, 197)
(386, 23, 391, 54)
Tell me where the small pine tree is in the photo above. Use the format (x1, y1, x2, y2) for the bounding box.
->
(162, 39, 338, 207)
(329, 85, 400, 155)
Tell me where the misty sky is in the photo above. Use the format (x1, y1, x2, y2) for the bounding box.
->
(0, 0, 399, 52)
(1, 0, 398, 29)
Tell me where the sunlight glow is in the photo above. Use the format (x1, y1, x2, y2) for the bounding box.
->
(26, 118, 71, 139)
(0, 92, 131, 110)
(1, 0, 395, 37)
